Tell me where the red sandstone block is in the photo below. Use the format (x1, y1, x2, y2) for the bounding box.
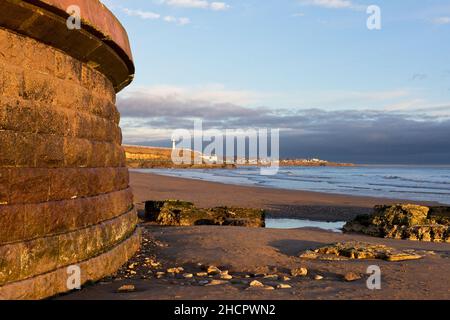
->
(20, 236, 59, 282)
(55, 50, 82, 82)
(0, 242, 22, 285)
(44, 199, 78, 235)
(0, 169, 10, 205)
(0, 127, 17, 167)
(14, 132, 37, 167)
(0, 204, 25, 243)
(0, 97, 36, 133)
(9, 168, 51, 204)
(0, 62, 24, 99)
(35, 134, 65, 168)
(48, 169, 84, 201)
(22, 203, 47, 241)
(63, 137, 89, 167)
(21, 72, 56, 104)
(34, 105, 69, 136)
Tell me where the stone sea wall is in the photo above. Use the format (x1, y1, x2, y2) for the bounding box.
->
(0, 0, 138, 299)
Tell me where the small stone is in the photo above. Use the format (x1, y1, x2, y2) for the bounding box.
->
(221, 273, 233, 280)
(264, 274, 279, 280)
(198, 280, 209, 286)
(117, 284, 135, 293)
(183, 273, 194, 279)
(128, 263, 137, 269)
(277, 284, 292, 289)
(314, 275, 324, 280)
(167, 267, 184, 274)
(264, 286, 275, 290)
(196, 272, 208, 277)
(291, 267, 308, 277)
(282, 276, 291, 281)
(207, 266, 221, 275)
(344, 272, 361, 282)
(249, 280, 265, 288)
(300, 251, 319, 259)
(156, 272, 166, 278)
(129, 270, 137, 275)
(206, 280, 228, 286)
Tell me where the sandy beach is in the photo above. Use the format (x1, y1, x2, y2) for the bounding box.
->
(58, 172, 450, 300)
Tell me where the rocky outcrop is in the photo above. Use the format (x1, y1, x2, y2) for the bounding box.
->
(300, 242, 423, 262)
(144, 200, 265, 228)
(0, 0, 138, 299)
(343, 204, 450, 242)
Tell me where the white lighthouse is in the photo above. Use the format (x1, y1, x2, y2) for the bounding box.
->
(172, 138, 176, 150)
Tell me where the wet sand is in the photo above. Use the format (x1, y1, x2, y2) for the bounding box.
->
(59, 172, 450, 300)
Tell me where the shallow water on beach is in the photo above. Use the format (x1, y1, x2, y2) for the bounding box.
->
(265, 219, 345, 232)
(135, 165, 450, 205)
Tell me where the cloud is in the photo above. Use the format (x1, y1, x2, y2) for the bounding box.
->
(161, 0, 230, 11)
(298, 0, 353, 9)
(122, 7, 190, 25)
(122, 8, 160, 20)
(117, 86, 450, 163)
(210, 2, 230, 11)
(164, 16, 191, 25)
(432, 17, 450, 25)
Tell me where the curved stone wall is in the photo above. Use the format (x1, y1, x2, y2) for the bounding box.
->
(0, 0, 139, 299)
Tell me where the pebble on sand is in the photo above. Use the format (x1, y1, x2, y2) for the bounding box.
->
(291, 267, 308, 277)
(344, 272, 361, 282)
(207, 266, 222, 275)
(249, 280, 265, 288)
(221, 273, 233, 280)
(277, 284, 292, 289)
(117, 284, 136, 293)
(196, 272, 209, 277)
(206, 280, 228, 286)
(167, 267, 184, 274)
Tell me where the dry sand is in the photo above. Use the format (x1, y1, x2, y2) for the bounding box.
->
(59, 172, 450, 300)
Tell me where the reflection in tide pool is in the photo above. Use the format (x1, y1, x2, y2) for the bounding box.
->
(265, 219, 345, 232)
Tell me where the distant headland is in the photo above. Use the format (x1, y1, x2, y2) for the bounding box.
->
(123, 145, 355, 169)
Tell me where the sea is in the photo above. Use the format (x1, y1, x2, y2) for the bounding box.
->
(133, 165, 450, 230)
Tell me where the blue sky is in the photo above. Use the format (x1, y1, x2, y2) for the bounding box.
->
(101, 0, 450, 163)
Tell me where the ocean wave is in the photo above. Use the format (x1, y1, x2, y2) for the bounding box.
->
(382, 175, 450, 185)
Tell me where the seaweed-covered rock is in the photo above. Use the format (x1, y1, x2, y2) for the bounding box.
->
(343, 204, 450, 242)
(305, 242, 422, 261)
(144, 200, 265, 227)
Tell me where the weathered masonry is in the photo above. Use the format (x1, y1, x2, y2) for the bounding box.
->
(0, 0, 139, 299)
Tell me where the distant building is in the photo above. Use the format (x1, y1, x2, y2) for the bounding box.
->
(202, 154, 218, 164)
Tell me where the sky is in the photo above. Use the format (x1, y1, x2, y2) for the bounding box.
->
(102, 0, 450, 164)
